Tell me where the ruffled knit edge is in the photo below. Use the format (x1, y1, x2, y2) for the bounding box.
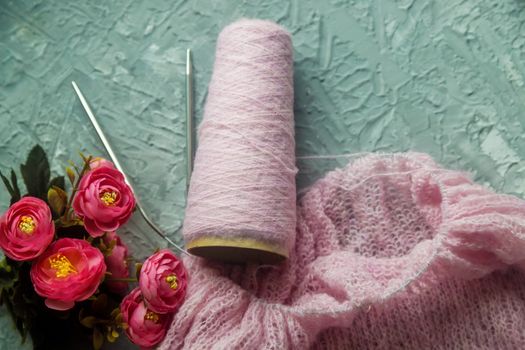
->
(290, 153, 525, 333)
(161, 153, 525, 349)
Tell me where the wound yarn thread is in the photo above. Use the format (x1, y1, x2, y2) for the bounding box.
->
(183, 19, 297, 258)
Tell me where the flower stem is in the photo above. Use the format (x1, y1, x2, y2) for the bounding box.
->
(106, 277, 138, 283)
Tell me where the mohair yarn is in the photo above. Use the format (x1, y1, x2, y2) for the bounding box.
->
(183, 19, 297, 260)
(162, 153, 525, 349)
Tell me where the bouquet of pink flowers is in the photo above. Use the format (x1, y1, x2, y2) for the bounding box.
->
(0, 145, 186, 350)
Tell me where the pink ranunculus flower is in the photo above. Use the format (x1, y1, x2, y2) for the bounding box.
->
(121, 287, 170, 349)
(104, 231, 130, 295)
(30, 238, 106, 311)
(72, 166, 135, 237)
(89, 157, 114, 170)
(139, 249, 187, 314)
(0, 197, 55, 261)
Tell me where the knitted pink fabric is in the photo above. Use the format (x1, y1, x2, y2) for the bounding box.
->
(161, 153, 525, 349)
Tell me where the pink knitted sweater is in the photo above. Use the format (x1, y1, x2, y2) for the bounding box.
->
(160, 153, 525, 349)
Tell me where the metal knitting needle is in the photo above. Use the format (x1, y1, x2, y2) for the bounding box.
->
(186, 48, 194, 192)
(71, 81, 189, 256)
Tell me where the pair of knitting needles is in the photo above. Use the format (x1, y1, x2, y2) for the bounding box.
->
(71, 49, 194, 256)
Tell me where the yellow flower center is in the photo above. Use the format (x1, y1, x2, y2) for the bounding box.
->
(165, 274, 178, 290)
(144, 311, 159, 323)
(49, 254, 78, 278)
(100, 191, 118, 206)
(18, 216, 36, 235)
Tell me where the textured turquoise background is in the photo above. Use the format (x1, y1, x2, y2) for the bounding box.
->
(1, 0, 525, 348)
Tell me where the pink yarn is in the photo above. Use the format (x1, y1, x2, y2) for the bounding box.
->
(162, 153, 525, 349)
(183, 19, 297, 254)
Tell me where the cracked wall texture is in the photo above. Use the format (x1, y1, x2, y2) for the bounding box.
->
(1, 0, 525, 348)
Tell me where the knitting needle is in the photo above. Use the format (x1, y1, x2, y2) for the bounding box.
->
(71, 81, 189, 256)
(186, 48, 194, 192)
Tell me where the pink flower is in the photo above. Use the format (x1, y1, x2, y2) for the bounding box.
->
(120, 287, 170, 349)
(104, 231, 130, 295)
(139, 249, 187, 314)
(30, 238, 106, 310)
(89, 157, 114, 170)
(0, 197, 54, 261)
(72, 166, 135, 237)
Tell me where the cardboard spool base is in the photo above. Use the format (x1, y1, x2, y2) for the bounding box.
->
(186, 236, 288, 264)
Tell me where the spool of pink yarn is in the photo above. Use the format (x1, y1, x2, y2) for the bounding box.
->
(183, 19, 296, 264)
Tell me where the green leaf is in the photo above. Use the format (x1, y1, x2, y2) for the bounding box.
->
(0, 258, 17, 290)
(1, 169, 22, 205)
(135, 263, 143, 281)
(10, 170, 21, 203)
(16, 317, 27, 343)
(20, 145, 50, 200)
(92, 293, 108, 315)
(5, 274, 35, 344)
(80, 316, 97, 329)
(0, 171, 14, 197)
(49, 176, 65, 191)
(93, 327, 104, 350)
(66, 167, 76, 185)
(47, 187, 67, 216)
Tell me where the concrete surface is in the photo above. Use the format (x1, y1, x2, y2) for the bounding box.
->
(1, 0, 525, 348)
